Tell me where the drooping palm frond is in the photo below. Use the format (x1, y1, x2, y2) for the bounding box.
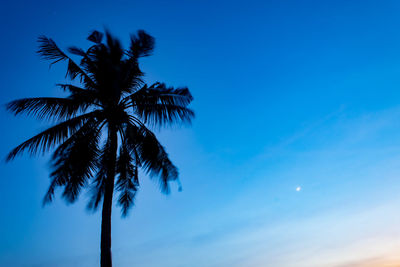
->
(125, 123, 178, 193)
(117, 184, 137, 217)
(116, 145, 138, 216)
(52, 121, 101, 203)
(87, 168, 106, 211)
(6, 111, 101, 161)
(44, 119, 102, 204)
(6, 97, 89, 121)
(87, 138, 113, 211)
(42, 177, 63, 205)
(87, 170, 106, 211)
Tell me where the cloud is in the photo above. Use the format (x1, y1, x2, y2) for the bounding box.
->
(334, 256, 400, 267)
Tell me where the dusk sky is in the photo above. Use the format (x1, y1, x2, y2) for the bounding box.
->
(2, 0, 400, 266)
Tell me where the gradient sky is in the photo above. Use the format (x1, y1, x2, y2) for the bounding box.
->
(2, 0, 400, 266)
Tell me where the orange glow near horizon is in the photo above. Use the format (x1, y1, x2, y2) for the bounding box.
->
(337, 258, 400, 267)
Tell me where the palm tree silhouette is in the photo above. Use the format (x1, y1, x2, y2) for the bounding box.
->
(6, 30, 194, 267)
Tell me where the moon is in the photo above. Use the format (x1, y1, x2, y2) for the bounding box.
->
(296, 186, 302, 192)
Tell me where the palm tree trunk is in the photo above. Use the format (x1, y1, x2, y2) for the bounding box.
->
(100, 127, 118, 267)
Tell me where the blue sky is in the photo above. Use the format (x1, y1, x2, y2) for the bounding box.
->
(2, 0, 400, 266)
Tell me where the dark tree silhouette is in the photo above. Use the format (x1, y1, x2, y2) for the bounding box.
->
(6, 30, 194, 267)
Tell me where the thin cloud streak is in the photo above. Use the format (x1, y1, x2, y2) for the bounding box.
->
(334, 257, 400, 267)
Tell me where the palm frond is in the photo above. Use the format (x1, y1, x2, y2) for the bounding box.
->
(87, 169, 106, 211)
(105, 30, 124, 63)
(87, 172, 106, 211)
(116, 145, 138, 216)
(43, 176, 65, 204)
(78, 45, 103, 88)
(128, 30, 155, 58)
(37, 36, 68, 64)
(136, 104, 194, 126)
(129, 83, 194, 126)
(43, 118, 101, 204)
(87, 138, 113, 211)
(68, 46, 86, 56)
(125, 124, 178, 193)
(57, 83, 92, 95)
(117, 59, 144, 95)
(37, 36, 96, 86)
(118, 188, 137, 217)
(48, 119, 101, 203)
(131, 83, 194, 106)
(57, 84, 99, 106)
(87, 30, 103, 44)
(6, 111, 100, 161)
(66, 59, 83, 80)
(6, 97, 89, 121)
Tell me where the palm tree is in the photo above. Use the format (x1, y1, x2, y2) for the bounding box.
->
(6, 30, 194, 267)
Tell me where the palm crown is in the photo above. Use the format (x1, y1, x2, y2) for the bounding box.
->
(6, 30, 193, 266)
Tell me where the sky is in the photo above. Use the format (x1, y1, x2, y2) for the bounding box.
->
(2, 0, 400, 266)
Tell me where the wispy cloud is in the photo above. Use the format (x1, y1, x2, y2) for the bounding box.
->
(334, 256, 400, 267)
